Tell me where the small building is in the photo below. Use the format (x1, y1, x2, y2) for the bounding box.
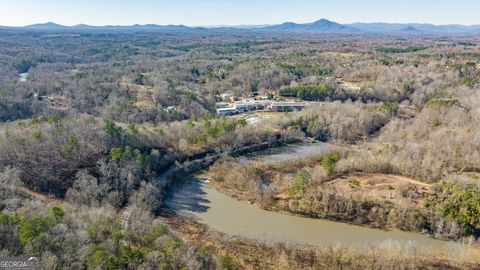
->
(235, 103, 256, 112)
(220, 92, 235, 102)
(216, 107, 239, 115)
(237, 100, 272, 112)
(33, 92, 48, 101)
(268, 102, 308, 112)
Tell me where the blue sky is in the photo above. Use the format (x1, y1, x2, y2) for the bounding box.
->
(0, 0, 478, 26)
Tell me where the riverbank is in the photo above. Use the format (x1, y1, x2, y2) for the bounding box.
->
(161, 140, 480, 268)
(205, 147, 479, 241)
(208, 169, 434, 230)
(167, 178, 477, 251)
(162, 203, 480, 270)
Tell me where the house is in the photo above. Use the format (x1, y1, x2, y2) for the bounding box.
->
(220, 92, 235, 102)
(166, 106, 177, 112)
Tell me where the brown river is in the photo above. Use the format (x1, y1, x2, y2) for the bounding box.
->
(166, 142, 469, 255)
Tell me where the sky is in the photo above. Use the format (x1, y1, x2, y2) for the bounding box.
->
(0, 0, 479, 27)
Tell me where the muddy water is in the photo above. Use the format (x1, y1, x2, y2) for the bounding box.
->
(236, 141, 332, 165)
(168, 179, 461, 254)
(166, 142, 463, 254)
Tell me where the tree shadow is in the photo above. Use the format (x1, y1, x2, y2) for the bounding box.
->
(165, 177, 210, 213)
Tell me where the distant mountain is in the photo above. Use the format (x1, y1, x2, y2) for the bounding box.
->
(71, 24, 97, 30)
(25, 22, 68, 30)
(20, 22, 199, 32)
(206, 24, 272, 29)
(348, 22, 480, 34)
(127, 24, 193, 31)
(267, 22, 299, 31)
(264, 19, 357, 33)
(3, 19, 480, 35)
(396, 26, 423, 34)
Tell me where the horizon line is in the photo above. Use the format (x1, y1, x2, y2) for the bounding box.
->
(2, 18, 480, 28)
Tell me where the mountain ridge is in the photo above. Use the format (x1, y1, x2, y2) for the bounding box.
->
(2, 19, 480, 35)
(264, 19, 357, 33)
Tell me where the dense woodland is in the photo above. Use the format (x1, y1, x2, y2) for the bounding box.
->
(1, 29, 480, 269)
